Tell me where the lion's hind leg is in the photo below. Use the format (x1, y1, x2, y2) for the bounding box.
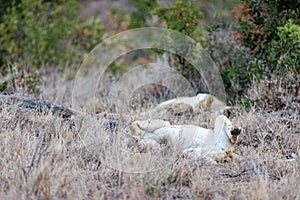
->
(129, 119, 171, 136)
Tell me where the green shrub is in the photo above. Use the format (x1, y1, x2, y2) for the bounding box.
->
(232, 0, 300, 55)
(0, 0, 79, 68)
(271, 19, 300, 73)
(0, 63, 40, 94)
(70, 17, 106, 53)
(0, 0, 105, 72)
(153, 0, 206, 93)
(215, 0, 300, 102)
(154, 0, 203, 38)
(128, 0, 158, 28)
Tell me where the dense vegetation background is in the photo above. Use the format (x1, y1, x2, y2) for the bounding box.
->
(0, 0, 299, 108)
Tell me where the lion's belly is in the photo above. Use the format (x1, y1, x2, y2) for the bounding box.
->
(153, 125, 212, 150)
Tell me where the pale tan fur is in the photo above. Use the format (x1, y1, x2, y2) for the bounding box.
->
(130, 119, 171, 136)
(152, 94, 234, 125)
(154, 94, 226, 113)
(130, 115, 241, 162)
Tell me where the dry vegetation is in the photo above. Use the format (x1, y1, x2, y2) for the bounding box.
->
(1, 1, 299, 199)
(0, 80, 299, 199)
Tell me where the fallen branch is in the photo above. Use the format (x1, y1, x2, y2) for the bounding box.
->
(0, 94, 125, 131)
(0, 94, 74, 119)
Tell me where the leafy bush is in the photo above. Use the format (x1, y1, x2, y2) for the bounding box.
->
(106, 7, 131, 33)
(154, 0, 203, 37)
(0, 0, 105, 71)
(213, 0, 300, 102)
(128, 0, 158, 28)
(153, 0, 206, 93)
(70, 17, 106, 53)
(0, 0, 78, 68)
(232, 0, 300, 55)
(243, 20, 300, 110)
(233, 0, 300, 75)
(0, 63, 40, 94)
(271, 20, 300, 73)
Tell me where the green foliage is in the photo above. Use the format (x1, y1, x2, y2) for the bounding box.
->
(0, 63, 40, 94)
(71, 17, 106, 53)
(128, 0, 158, 28)
(107, 7, 131, 32)
(25, 70, 40, 94)
(154, 0, 203, 37)
(217, 0, 300, 102)
(0, 0, 105, 71)
(153, 0, 206, 93)
(240, 0, 299, 61)
(109, 59, 129, 75)
(0, 0, 21, 23)
(240, 96, 252, 111)
(278, 19, 300, 42)
(234, 0, 300, 55)
(0, 0, 79, 68)
(271, 20, 300, 73)
(0, 81, 8, 93)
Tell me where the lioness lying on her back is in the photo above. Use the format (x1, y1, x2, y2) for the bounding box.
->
(129, 115, 241, 162)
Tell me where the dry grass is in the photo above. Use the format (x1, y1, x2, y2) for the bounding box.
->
(0, 68, 299, 199)
(0, 93, 299, 200)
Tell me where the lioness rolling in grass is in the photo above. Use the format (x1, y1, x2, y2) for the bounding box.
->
(130, 115, 241, 162)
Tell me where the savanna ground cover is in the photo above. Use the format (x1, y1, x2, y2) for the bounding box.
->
(0, 0, 299, 199)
